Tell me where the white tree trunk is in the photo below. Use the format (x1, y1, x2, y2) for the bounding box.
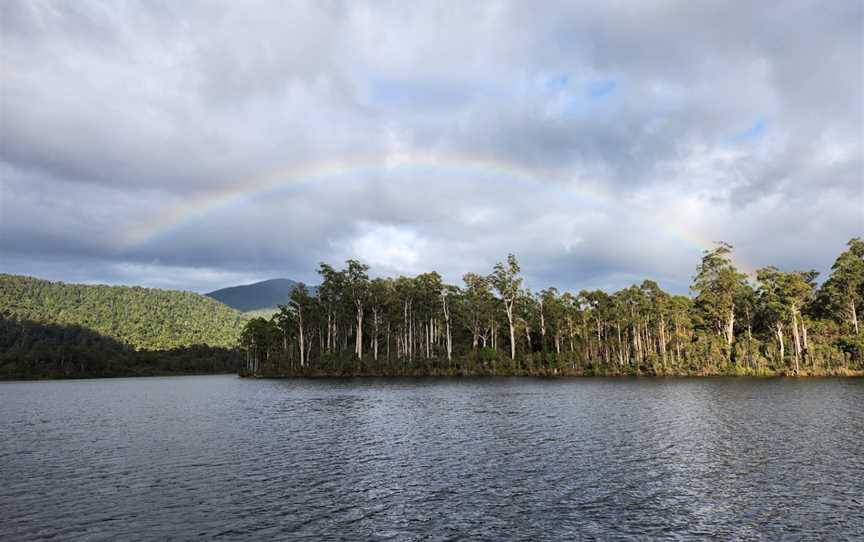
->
(298, 313, 305, 368)
(507, 310, 516, 360)
(355, 304, 363, 360)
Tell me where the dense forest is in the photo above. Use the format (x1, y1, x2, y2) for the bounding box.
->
(0, 274, 245, 350)
(239, 239, 864, 377)
(0, 275, 245, 378)
(0, 315, 238, 379)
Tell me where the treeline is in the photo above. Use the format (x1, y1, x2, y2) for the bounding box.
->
(240, 238, 864, 377)
(0, 274, 246, 350)
(0, 314, 238, 379)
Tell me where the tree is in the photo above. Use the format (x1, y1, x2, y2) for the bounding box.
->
(368, 278, 391, 363)
(820, 238, 864, 334)
(756, 267, 817, 372)
(441, 284, 457, 366)
(461, 273, 493, 351)
(273, 304, 295, 370)
(641, 280, 671, 370)
(288, 283, 315, 368)
(345, 260, 370, 361)
(540, 287, 563, 367)
(691, 242, 748, 357)
(317, 263, 345, 355)
(489, 254, 523, 361)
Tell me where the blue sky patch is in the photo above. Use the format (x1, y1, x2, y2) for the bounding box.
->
(589, 79, 617, 98)
(733, 118, 767, 141)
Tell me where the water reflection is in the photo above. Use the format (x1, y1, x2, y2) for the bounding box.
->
(1, 376, 862, 540)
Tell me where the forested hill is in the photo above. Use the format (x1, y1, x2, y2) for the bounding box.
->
(0, 274, 245, 350)
(206, 278, 315, 312)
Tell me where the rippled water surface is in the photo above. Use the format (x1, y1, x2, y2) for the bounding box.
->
(1, 376, 862, 540)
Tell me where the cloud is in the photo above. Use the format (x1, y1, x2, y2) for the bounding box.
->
(1, 0, 861, 294)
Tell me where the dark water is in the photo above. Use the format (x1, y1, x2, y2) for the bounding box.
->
(1, 376, 862, 541)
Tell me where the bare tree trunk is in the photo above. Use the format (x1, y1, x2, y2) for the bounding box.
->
(747, 322, 754, 369)
(298, 312, 305, 368)
(791, 311, 802, 373)
(506, 304, 516, 361)
(441, 291, 452, 363)
(355, 303, 364, 360)
(659, 318, 667, 370)
(539, 299, 546, 367)
(595, 319, 602, 364)
(775, 322, 785, 365)
(725, 305, 735, 347)
(802, 321, 810, 367)
(373, 309, 379, 362)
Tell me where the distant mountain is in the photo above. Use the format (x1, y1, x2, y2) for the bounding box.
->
(206, 278, 316, 312)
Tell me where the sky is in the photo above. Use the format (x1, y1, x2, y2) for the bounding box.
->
(1, 1, 862, 295)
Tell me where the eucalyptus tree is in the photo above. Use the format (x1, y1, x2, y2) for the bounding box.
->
(289, 283, 315, 368)
(669, 295, 692, 369)
(232, 238, 863, 377)
(756, 267, 816, 371)
(441, 284, 458, 365)
(414, 272, 444, 360)
(317, 263, 346, 355)
(641, 280, 671, 369)
(394, 276, 416, 361)
(540, 287, 564, 360)
(368, 278, 391, 363)
(461, 272, 493, 350)
(691, 242, 748, 355)
(616, 285, 645, 369)
(790, 271, 819, 366)
(490, 254, 523, 361)
(560, 291, 581, 366)
(345, 260, 370, 360)
(819, 238, 864, 334)
(516, 288, 538, 371)
(579, 289, 609, 368)
(239, 317, 278, 374)
(734, 283, 759, 368)
(273, 304, 295, 368)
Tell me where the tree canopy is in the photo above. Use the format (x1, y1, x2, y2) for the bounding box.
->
(239, 239, 864, 377)
(0, 274, 246, 351)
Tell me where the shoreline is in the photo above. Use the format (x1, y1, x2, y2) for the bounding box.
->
(242, 369, 864, 379)
(4, 368, 863, 382)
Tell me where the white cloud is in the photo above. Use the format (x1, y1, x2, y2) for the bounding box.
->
(0, 0, 861, 293)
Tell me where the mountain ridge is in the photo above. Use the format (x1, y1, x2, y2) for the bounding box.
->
(206, 278, 317, 312)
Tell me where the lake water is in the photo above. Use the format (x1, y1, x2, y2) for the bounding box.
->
(1, 376, 862, 540)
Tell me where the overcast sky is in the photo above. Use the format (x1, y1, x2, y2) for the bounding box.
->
(1, 1, 862, 294)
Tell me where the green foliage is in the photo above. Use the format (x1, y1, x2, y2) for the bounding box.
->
(238, 241, 863, 377)
(0, 315, 237, 379)
(817, 238, 864, 332)
(0, 274, 246, 350)
(691, 242, 748, 342)
(7, 239, 864, 379)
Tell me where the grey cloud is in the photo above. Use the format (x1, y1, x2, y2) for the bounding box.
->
(1, 0, 861, 294)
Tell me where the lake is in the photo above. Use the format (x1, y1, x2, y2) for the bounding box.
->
(1, 376, 862, 540)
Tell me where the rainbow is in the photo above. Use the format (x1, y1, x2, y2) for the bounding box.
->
(120, 150, 608, 246)
(120, 150, 754, 276)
